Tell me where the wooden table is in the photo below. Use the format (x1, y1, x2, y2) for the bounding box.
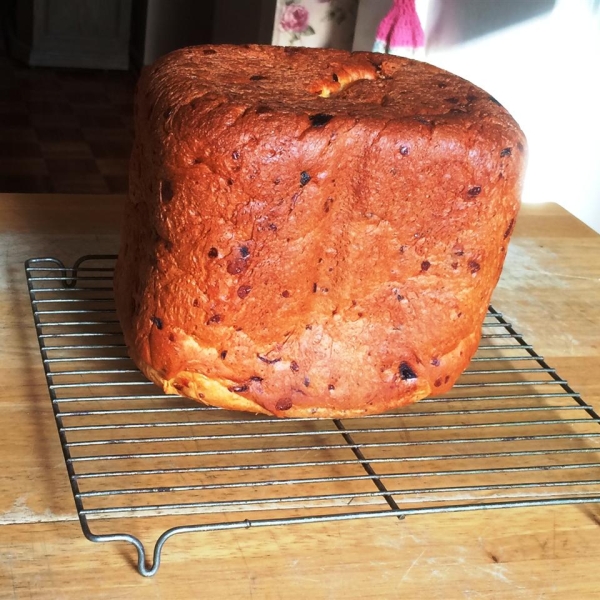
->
(1, 195, 599, 599)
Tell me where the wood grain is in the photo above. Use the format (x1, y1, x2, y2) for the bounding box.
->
(0, 195, 599, 599)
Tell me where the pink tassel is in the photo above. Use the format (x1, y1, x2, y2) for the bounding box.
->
(374, 0, 425, 54)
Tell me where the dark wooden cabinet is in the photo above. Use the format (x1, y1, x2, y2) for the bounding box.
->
(8, 0, 132, 70)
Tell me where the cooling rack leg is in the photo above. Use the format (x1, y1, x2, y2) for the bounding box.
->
(82, 526, 161, 577)
(82, 524, 214, 576)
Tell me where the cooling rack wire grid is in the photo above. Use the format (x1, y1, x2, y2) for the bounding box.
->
(25, 255, 600, 576)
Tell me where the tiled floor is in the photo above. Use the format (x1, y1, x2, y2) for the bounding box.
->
(0, 45, 135, 194)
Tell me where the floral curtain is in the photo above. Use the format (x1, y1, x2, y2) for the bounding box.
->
(272, 0, 359, 50)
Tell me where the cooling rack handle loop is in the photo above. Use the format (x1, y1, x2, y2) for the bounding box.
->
(25, 257, 70, 286)
(63, 255, 119, 288)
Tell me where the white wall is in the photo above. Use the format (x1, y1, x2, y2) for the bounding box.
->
(354, 0, 600, 233)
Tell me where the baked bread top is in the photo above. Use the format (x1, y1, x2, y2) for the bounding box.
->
(142, 45, 518, 133)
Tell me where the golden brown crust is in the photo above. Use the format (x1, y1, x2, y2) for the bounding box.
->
(114, 44, 526, 418)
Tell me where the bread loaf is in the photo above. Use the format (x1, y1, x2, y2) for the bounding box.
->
(114, 44, 526, 418)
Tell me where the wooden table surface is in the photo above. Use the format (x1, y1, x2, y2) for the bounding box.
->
(0, 195, 599, 599)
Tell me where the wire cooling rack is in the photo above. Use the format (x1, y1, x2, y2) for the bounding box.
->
(26, 255, 600, 576)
